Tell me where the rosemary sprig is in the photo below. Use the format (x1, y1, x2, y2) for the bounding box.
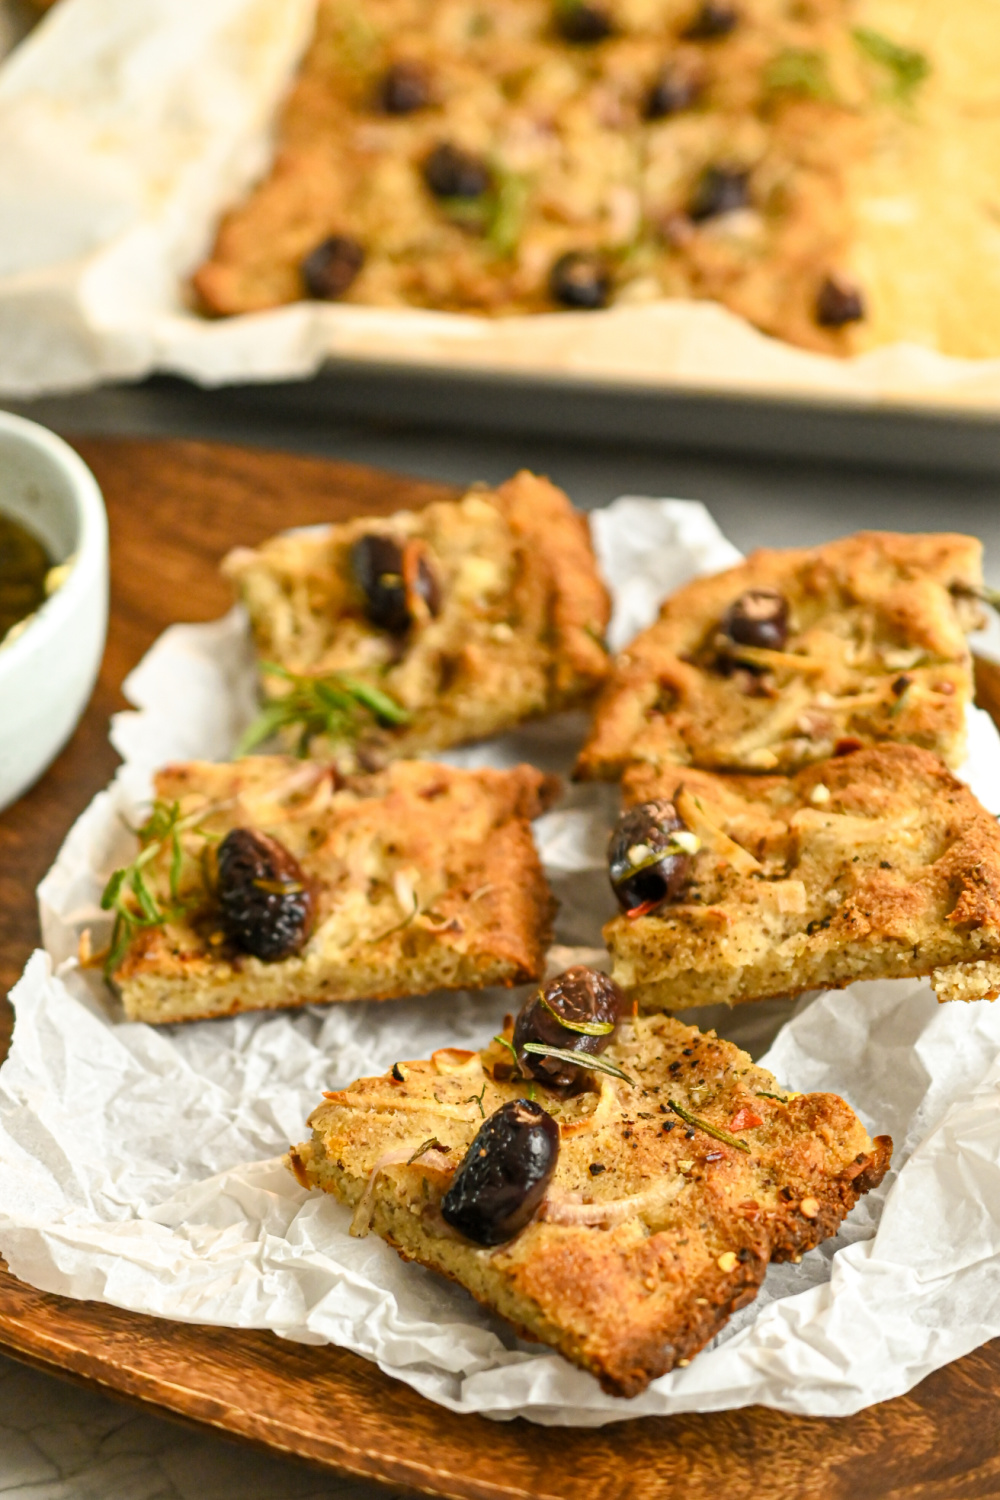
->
(852, 26, 930, 105)
(756, 1089, 800, 1104)
(538, 993, 615, 1036)
(100, 800, 210, 974)
(521, 1042, 636, 1087)
(487, 170, 530, 258)
(493, 1035, 521, 1073)
(465, 1082, 488, 1119)
(668, 1099, 752, 1153)
(236, 661, 409, 758)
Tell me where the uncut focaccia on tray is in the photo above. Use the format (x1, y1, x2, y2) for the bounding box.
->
(576, 531, 984, 780)
(193, 0, 922, 355)
(224, 471, 610, 767)
(603, 744, 1000, 1010)
(104, 756, 558, 1024)
(290, 990, 891, 1397)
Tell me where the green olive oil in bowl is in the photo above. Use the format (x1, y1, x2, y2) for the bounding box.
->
(0, 510, 62, 646)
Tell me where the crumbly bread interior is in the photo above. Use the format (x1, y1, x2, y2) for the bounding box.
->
(577, 531, 983, 779)
(292, 1013, 890, 1396)
(224, 471, 610, 766)
(606, 744, 1000, 1010)
(112, 756, 558, 1024)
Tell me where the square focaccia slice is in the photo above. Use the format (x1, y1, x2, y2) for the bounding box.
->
(576, 531, 985, 780)
(223, 471, 610, 767)
(290, 1009, 891, 1397)
(604, 744, 1000, 1011)
(108, 756, 558, 1024)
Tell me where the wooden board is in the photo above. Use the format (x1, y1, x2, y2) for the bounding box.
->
(2, 436, 1000, 1500)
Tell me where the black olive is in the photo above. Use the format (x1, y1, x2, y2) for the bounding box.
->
(722, 588, 789, 650)
(816, 274, 865, 328)
(376, 60, 431, 114)
(441, 1098, 560, 1245)
(350, 533, 441, 634)
(549, 250, 612, 310)
(682, 1, 738, 38)
(513, 965, 625, 1088)
(688, 165, 750, 221)
(301, 236, 365, 300)
(608, 800, 694, 913)
(555, 0, 613, 43)
(423, 143, 492, 199)
(643, 63, 702, 119)
(216, 828, 314, 961)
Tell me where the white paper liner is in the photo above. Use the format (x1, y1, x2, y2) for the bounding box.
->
(3, 495, 1000, 1426)
(5, 0, 1000, 407)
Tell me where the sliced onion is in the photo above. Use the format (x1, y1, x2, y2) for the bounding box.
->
(541, 1175, 684, 1228)
(350, 1141, 455, 1237)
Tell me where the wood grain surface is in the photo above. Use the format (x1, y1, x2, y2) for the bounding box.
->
(2, 436, 1000, 1500)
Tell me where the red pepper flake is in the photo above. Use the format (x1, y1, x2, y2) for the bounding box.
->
(626, 898, 662, 920)
(729, 1107, 763, 1131)
(834, 737, 863, 756)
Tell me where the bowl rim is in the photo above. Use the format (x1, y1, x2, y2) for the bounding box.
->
(0, 410, 108, 681)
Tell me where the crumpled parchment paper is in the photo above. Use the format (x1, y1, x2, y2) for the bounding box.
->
(4, 0, 1000, 407)
(3, 496, 1000, 1426)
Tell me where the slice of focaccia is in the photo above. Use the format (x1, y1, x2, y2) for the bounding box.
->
(106, 756, 557, 1024)
(576, 531, 984, 780)
(605, 744, 1000, 1010)
(223, 471, 610, 768)
(291, 1013, 891, 1397)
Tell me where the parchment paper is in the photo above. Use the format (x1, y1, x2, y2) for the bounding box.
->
(4, 0, 1000, 407)
(3, 496, 1000, 1425)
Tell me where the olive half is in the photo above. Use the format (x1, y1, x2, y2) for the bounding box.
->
(350, 533, 441, 634)
(513, 965, 625, 1088)
(441, 1098, 560, 1245)
(608, 800, 695, 913)
(216, 828, 314, 961)
(721, 588, 789, 651)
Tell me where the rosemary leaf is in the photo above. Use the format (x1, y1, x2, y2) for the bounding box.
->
(538, 993, 615, 1036)
(407, 1136, 444, 1165)
(852, 26, 930, 104)
(764, 47, 836, 102)
(237, 662, 410, 757)
(668, 1099, 751, 1152)
(493, 1035, 521, 1074)
(521, 1042, 636, 1086)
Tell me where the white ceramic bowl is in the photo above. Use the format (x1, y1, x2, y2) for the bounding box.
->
(0, 411, 108, 812)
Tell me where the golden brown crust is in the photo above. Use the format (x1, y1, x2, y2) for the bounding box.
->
(294, 1013, 891, 1397)
(223, 472, 610, 766)
(607, 743, 1000, 1010)
(111, 756, 558, 1024)
(577, 531, 983, 780)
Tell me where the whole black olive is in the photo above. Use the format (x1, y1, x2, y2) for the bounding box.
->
(441, 1098, 560, 1245)
(643, 63, 702, 118)
(549, 250, 612, 310)
(816, 273, 865, 328)
(350, 533, 441, 634)
(722, 588, 789, 650)
(608, 800, 695, 913)
(376, 60, 431, 114)
(682, 1, 738, 38)
(423, 143, 492, 200)
(514, 966, 625, 1088)
(688, 165, 750, 221)
(301, 236, 365, 300)
(555, 0, 614, 43)
(216, 828, 314, 961)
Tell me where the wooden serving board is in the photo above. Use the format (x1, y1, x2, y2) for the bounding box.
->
(3, 436, 1000, 1500)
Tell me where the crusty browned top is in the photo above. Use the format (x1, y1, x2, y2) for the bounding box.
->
(224, 470, 610, 767)
(295, 1011, 890, 1397)
(114, 755, 558, 990)
(577, 530, 984, 780)
(606, 743, 1000, 1008)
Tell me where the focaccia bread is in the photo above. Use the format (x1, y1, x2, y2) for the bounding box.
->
(192, 0, 925, 356)
(105, 755, 558, 1024)
(224, 470, 610, 766)
(290, 1011, 891, 1396)
(577, 531, 984, 780)
(605, 744, 1000, 1010)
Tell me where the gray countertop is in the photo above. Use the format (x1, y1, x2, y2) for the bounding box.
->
(1, 374, 999, 1499)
